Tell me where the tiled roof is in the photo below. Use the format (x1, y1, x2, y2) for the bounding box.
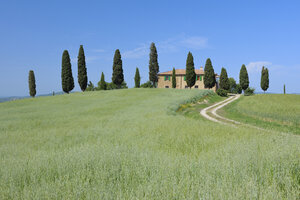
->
(158, 67, 206, 75)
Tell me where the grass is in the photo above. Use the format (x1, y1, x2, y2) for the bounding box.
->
(220, 94, 300, 134)
(0, 89, 299, 199)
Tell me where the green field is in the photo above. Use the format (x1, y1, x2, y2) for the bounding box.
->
(221, 94, 300, 134)
(0, 89, 299, 199)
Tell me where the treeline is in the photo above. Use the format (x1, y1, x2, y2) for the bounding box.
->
(28, 43, 160, 97)
(216, 64, 269, 97)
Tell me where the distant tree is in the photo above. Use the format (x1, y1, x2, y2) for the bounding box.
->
(149, 42, 159, 87)
(185, 52, 196, 88)
(219, 67, 230, 91)
(112, 49, 124, 88)
(260, 66, 269, 93)
(239, 64, 249, 91)
(98, 72, 107, 90)
(77, 45, 87, 91)
(134, 67, 141, 88)
(172, 67, 176, 88)
(284, 84, 286, 94)
(204, 58, 216, 89)
(61, 50, 74, 93)
(228, 77, 237, 93)
(86, 81, 95, 91)
(28, 70, 36, 97)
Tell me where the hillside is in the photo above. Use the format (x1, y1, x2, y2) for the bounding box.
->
(221, 94, 300, 134)
(0, 89, 299, 199)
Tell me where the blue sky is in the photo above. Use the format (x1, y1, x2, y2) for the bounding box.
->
(0, 0, 300, 96)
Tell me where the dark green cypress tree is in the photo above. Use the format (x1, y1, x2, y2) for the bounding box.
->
(185, 52, 196, 88)
(99, 72, 106, 90)
(149, 42, 159, 87)
(61, 50, 74, 93)
(172, 67, 176, 88)
(77, 45, 87, 91)
(219, 67, 230, 91)
(204, 58, 216, 89)
(134, 67, 140, 88)
(28, 70, 36, 97)
(239, 64, 249, 91)
(112, 49, 124, 88)
(260, 66, 269, 93)
(284, 84, 286, 94)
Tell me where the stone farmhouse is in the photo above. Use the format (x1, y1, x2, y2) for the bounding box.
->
(157, 67, 219, 91)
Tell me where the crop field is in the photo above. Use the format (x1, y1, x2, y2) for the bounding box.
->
(221, 94, 300, 134)
(0, 89, 299, 199)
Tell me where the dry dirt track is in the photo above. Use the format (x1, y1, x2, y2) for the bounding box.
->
(200, 94, 241, 126)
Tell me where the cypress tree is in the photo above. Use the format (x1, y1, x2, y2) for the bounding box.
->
(149, 42, 159, 87)
(185, 52, 196, 88)
(172, 67, 176, 88)
(134, 67, 141, 88)
(99, 72, 106, 90)
(77, 45, 87, 91)
(28, 70, 36, 97)
(204, 58, 216, 89)
(260, 66, 269, 93)
(219, 67, 230, 91)
(112, 49, 124, 88)
(61, 50, 74, 93)
(239, 64, 249, 91)
(284, 84, 286, 94)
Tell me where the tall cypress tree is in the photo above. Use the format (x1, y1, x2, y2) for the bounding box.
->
(77, 45, 87, 91)
(112, 49, 124, 88)
(172, 67, 176, 88)
(284, 84, 286, 94)
(260, 66, 269, 93)
(219, 67, 230, 91)
(204, 58, 216, 89)
(28, 70, 36, 97)
(134, 67, 140, 88)
(99, 72, 106, 90)
(239, 64, 249, 91)
(61, 50, 74, 93)
(149, 42, 159, 87)
(185, 52, 196, 89)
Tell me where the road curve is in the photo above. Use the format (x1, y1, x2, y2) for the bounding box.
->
(200, 94, 241, 125)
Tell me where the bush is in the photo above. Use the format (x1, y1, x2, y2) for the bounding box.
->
(244, 87, 255, 96)
(234, 84, 242, 94)
(141, 81, 153, 88)
(217, 89, 228, 97)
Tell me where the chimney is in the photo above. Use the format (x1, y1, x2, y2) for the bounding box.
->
(200, 66, 204, 71)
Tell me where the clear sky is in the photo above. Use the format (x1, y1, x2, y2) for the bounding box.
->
(0, 0, 300, 96)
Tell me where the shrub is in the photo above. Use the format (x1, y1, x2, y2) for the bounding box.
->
(106, 81, 128, 90)
(141, 81, 153, 88)
(244, 87, 255, 96)
(217, 89, 228, 97)
(235, 84, 242, 94)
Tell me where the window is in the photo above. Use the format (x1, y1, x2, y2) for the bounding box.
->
(165, 86, 169, 88)
(164, 76, 170, 81)
(200, 75, 202, 81)
(195, 85, 198, 88)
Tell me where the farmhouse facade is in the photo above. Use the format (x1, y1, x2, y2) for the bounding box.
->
(157, 67, 219, 91)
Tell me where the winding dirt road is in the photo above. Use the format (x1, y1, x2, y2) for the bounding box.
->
(200, 94, 241, 125)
